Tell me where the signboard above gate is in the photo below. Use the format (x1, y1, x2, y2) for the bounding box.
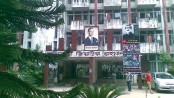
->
(47, 51, 123, 57)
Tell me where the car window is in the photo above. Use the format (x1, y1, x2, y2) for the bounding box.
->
(156, 73, 174, 79)
(151, 73, 155, 79)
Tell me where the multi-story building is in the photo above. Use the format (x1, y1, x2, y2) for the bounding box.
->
(23, 0, 174, 85)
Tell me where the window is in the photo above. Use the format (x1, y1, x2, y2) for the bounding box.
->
(68, 0, 71, 4)
(140, 31, 147, 43)
(66, 32, 71, 47)
(131, 13, 138, 23)
(167, 12, 171, 22)
(99, 32, 107, 49)
(140, 13, 145, 18)
(121, 13, 128, 24)
(54, 29, 57, 38)
(67, 15, 73, 25)
(90, 15, 94, 24)
(83, 15, 88, 20)
(113, 35, 121, 43)
(27, 41, 31, 49)
(113, 13, 121, 19)
(77, 32, 84, 45)
(53, 41, 57, 51)
(75, 15, 81, 20)
(98, 0, 103, 3)
(98, 14, 104, 24)
(154, 12, 161, 22)
(156, 31, 163, 45)
(21, 33, 24, 45)
(146, 12, 153, 18)
(169, 30, 174, 45)
(90, 0, 94, 3)
(28, 32, 32, 39)
(122, 0, 127, 2)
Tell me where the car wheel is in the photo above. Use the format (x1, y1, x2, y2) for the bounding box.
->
(155, 83, 159, 92)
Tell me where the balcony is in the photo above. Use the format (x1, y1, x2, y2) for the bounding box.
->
(72, 0, 89, 10)
(136, 0, 156, 8)
(70, 20, 89, 30)
(104, 19, 122, 30)
(138, 18, 158, 29)
(103, 0, 121, 9)
(140, 43, 160, 53)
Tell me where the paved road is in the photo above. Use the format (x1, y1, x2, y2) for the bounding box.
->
(118, 88, 174, 98)
(48, 86, 174, 98)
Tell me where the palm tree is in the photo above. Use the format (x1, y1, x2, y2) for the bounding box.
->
(0, 72, 83, 98)
(79, 84, 124, 98)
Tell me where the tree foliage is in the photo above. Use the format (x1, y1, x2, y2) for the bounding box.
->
(79, 84, 124, 98)
(0, 0, 66, 32)
(159, 52, 174, 65)
(0, 72, 83, 98)
(0, 0, 69, 66)
(0, 26, 21, 65)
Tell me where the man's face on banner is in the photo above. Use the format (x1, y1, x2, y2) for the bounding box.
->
(88, 28, 94, 36)
(125, 25, 133, 34)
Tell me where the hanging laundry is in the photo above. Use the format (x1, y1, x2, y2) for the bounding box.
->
(115, 13, 121, 19)
(148, 35, 153, 43)
(107, 13, 111, 22)
(157, 34, 161, 41)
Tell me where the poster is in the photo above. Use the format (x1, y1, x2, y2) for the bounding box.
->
(84, 26, 99, 50)
(122, 24, 139, 44)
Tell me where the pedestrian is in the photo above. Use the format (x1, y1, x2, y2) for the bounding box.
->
(145, 70, 153, 94)
(112, 72, 116, 84)
(126, 71, 132, 91)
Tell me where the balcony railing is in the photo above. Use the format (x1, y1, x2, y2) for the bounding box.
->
(140, 43, 160, 53)
(65, 43, 161, 54)
(105, 19, 122, 29)
(70, 20, 89, 30)
(137, 0, 156, 8)
(104, 0, 121, 9)
(138, 18, 158, 29)
(72, 0, 89, 8)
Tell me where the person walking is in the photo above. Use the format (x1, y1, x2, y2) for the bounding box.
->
(126, 71, 132, 91)
(145, 70, 153, 94)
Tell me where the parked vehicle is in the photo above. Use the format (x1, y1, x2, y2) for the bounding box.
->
(151, 72, 174, 92)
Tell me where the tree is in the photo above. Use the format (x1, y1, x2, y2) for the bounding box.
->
(159, 52, 174, 72)
(0, 0, 67, 65)
(0, 25, 21, 65)
(0, 72, 83, 98)
(79, 84, 124, 98)
(0, 0, 65, 32)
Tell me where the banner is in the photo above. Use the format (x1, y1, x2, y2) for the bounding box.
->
(122, 24, 141, 74)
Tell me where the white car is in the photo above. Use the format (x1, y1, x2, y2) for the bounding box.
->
(151, 72, 174, 92)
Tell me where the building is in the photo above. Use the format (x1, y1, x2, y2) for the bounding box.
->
(23, 0, 174, 85)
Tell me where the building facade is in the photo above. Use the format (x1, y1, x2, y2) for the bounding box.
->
(23, 0, 174, 84)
